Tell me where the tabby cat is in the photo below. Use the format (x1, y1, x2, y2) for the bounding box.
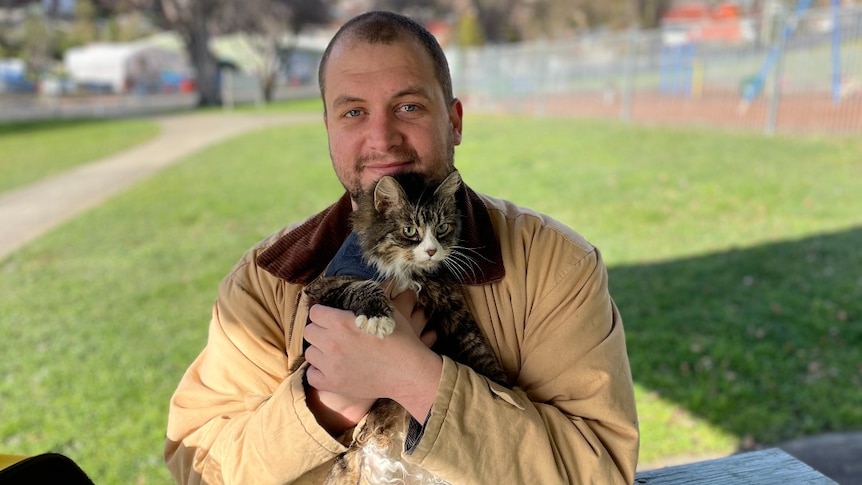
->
(303, 170, 508, 485)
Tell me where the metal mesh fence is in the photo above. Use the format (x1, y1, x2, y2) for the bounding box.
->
(451, 5, 862, 136)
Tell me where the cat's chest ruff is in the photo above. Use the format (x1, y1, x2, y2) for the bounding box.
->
(386, 274, 423, 297)
(358, 438, 451, 485)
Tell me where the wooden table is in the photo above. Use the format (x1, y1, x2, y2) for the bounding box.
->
(634, 448, 838, 484)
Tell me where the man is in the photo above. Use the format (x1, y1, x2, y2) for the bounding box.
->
(165, 11, 638, 485)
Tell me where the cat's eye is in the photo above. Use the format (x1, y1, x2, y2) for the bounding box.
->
(402, 226, 418, 238)
(436, 223, 451, 236)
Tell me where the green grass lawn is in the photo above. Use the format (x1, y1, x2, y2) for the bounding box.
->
(0, 118, 161, 194)
(1, 112, 860, 483)
(229, 96, 323, 113)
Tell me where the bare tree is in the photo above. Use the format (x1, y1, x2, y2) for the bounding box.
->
(141, 0, 331, 105)
(223, 0, 330, 102)
(152, 0, 223, 106)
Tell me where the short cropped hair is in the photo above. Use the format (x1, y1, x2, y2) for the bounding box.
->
(318, 11, 454, 109)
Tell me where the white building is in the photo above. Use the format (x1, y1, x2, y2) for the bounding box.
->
(64, 41, 191, 94)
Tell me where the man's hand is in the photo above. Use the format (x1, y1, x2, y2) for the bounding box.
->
(304, 290, 442, 433)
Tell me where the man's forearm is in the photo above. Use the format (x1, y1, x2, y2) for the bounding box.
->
(305, 384, 376, 437)
(388, 349, 444, 421)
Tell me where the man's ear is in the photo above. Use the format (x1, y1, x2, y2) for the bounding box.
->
(449, 98, 464, 146)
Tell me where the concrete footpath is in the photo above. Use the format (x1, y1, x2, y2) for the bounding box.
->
(0, 111, 317, 260)
(0, 111, 859, 484)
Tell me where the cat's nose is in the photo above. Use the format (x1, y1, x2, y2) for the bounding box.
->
(426, 249, 436, 257)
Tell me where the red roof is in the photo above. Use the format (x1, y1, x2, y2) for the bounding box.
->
(663, 2, 741, 23)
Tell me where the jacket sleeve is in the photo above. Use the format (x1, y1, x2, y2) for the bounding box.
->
(404, 239, 639, 484)
(164, 256, 343, 484)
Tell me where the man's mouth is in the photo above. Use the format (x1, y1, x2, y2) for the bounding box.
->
(363, 160, 414, 176)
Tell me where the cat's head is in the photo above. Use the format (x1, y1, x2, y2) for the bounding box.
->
(353, 170, 462, 278)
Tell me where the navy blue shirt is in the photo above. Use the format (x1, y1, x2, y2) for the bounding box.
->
(324, 232, 382, 280)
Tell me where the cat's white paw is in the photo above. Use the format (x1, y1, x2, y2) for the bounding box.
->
(355, 315, 395, 338)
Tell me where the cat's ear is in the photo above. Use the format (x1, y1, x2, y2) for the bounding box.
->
(435, 170, 462, 200)
(373, 176, 406, 213)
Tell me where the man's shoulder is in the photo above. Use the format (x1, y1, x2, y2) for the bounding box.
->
(228, 219, 305, 266)
(245, 195, 354, 285)
(476, 192, 595, 256)
(222, 221, 306, 285)
(254, 220, 309, 256)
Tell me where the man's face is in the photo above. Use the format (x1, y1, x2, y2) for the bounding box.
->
(322, 37, 463, 201)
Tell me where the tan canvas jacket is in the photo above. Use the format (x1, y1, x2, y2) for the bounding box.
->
(165, 185, 639, 485)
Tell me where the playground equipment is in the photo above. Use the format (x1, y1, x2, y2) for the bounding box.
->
(741, 0, 845, 105)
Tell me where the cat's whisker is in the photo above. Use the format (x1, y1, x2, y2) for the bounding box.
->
(443, 252, 481, 283)
(450, 249, 484, 272)
(452, 252, 481, 275)
(441, 259, 467, 283)
(452, 245, 494, 265)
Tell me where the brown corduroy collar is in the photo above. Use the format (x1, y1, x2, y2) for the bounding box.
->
(256, 185, 505, 285)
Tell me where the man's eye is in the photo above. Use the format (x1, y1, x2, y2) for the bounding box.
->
(345, 109, 362, 118)
(399, 104, 418, 113)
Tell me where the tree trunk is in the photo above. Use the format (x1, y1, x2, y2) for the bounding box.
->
(187, 12, 221, 106)
(155, 0, 222, 106)
(262, 72, 276, 102)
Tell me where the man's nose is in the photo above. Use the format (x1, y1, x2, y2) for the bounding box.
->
(366, 111, 403, 152)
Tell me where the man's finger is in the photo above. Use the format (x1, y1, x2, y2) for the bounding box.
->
(390, 289, 418, 313)
(308, 304, 354, 330)
(419, 328, 438, 348)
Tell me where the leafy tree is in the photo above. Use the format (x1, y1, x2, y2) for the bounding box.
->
(21, 9, 61, 77)
(471, 0, 520, 42)
(456, 9, 485, 46)
(64, 0, 99, 48)
(634, 0, 672, 29)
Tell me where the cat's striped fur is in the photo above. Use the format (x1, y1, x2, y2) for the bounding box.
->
(303, 170, 507, 484)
